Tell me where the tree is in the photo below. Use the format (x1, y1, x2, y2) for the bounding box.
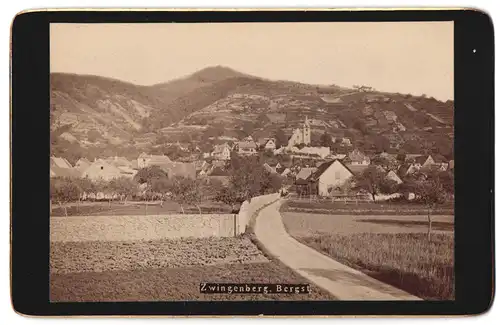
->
(134, 166, 168, 185)
(109, 177, 139, 204)
(320, 132, 333, 148)
(353, 120, 369, 135)
(371, 155, 399, 171)
(353, 166, 397, 201)
(413, 177, 447, 241)
(218, 155, 268, 204)
(274, 129, 288, 149)
(170, 177, 203, 214)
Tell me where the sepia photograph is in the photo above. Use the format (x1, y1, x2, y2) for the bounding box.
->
(49, 21, 454, 302)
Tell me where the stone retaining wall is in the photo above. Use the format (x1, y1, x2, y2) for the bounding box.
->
(50, 193, 280, 242)
(50, 214, 236, 242)
(236, 193, 281, 234)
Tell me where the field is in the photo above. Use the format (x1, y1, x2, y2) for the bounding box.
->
(50, 236, 335, 301)
(281, 200, 454, 216)
(282, 210, 454, 300)
(51, 200, 233, 217)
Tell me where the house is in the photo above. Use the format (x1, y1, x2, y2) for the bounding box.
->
(329, 153, 347, 160)
(386, 170, 403, 184)
(291, 146, 331, 159)
(137, 153, 171, 168)
(211, 143, 232, 161)
(258, 138, 276, 150)
(50, 156, 73, 169)
(263, 163, 275, 174)
(50, 165, 80, 178)
(116, 166, 138, 179)
(398, 163, 420, 177)
(105, 156, 132, 168)
(448, 160, 455, 171)
(340, 137, 352, 146)
(74, 158, 91, 172)
(159, 162, 196, 179)
(205, 166, 230, 186)
(237, 141, 257, 156)
(308, 160, 354, 196)
(347, 149, 371, 165)
(345, 164, 370, 176)
(280, 168, 292, 177)
(295, 167, 317, 181)
(197, 162, 213, 177)
(430, 163, 449, 172)
(405, 154, 423, 162)
(287, 116, 311, 147)
(264, 162, 282, 173)
(82, 159, 124, 181)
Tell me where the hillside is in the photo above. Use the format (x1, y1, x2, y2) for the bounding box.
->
(50, 66, 454, 163)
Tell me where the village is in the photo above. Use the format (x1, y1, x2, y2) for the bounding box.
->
(50, 116, 454, 206)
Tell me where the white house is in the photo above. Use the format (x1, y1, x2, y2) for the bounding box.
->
(308, 160, 354, 196)
(264, 138, 276, 150)
(413, 155, 435, 170)
(292, 146, 331, 159)
(82, 159, 124, 181)
(347, 149, 371, 165)
(237, 140, 257, 156)
(211, 143, 231, 160)
(137, 153, 171, 168)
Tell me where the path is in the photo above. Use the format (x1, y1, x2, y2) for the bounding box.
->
(254, 200, 422, 300)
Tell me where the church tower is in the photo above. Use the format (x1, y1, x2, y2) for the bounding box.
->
(303, 116, 311, 145)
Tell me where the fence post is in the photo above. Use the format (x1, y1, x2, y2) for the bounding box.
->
(234, 213, 238, 237)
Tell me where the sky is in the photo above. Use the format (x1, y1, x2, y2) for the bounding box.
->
(50, 22, 453, 101)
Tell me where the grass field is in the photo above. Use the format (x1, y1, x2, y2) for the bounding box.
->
(296, 233, 454, 300)
(50, 236, 335, 301)
(282, 211, 454, 300)
(281, 200, 454, 216)
(51, 200, 233, 217)
(282, 212, 454, 237)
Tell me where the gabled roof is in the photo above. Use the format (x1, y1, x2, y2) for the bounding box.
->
(74, 158, 91, 171)
(386, 170, 403, 184)
(345, 164, 369, 176)
(238, 141, 257, 149)
(213, 143, 231, 153)
(105, 156, 132, 167)
(50, 156, 73, 169)
(414, 155, 431, 165)
(159, 162, 196, 179)
(263, 163, 275, 173)
(50, 165, 80, 178)
(398, 163, 414, 176)
(295, 167, 317, 180)
(405, 154, 422, 161)
(308, 160, 353, 182)
(348, 149, 369, 162)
